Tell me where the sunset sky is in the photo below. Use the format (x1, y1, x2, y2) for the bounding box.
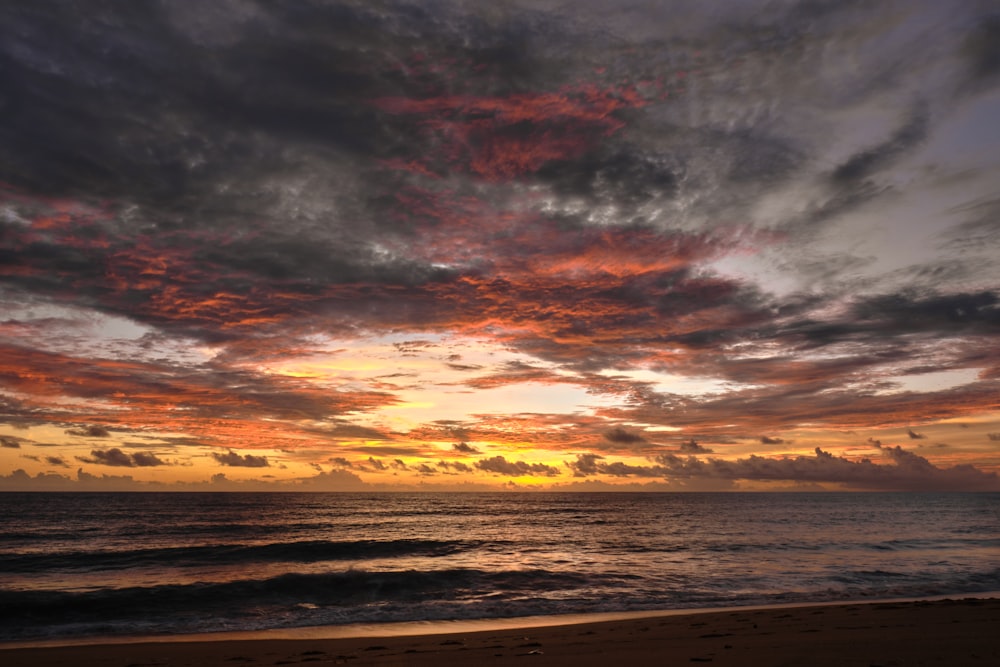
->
(2, 1, 999, 491)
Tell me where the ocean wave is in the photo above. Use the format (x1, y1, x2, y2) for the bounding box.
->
(0, 567, 612, 640)
(0, 538, 486, 573)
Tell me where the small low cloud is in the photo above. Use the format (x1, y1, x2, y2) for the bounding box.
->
(475, 455, 559, 477)
(82, 447, 166, 467)
(438, 460, 473, 473)
(760, 436, 784, 445)
(987, 433, 1000, 441)
(907, 428, 926, 439)
(365, 456, 387, 471)
(562, 445, 999, 491)
(45, 455, 69, 467)
(453, 441, 480, 454)
(604, 427, 645, 444)
(212, 450, 269, 467)
(679, 439, 712, 454)
(0, 436, 21, 448)
(66, 425, 111, 438)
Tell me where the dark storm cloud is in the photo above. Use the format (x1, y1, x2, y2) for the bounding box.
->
(212, 449, 269, 468)
(80, 447, 166, 467)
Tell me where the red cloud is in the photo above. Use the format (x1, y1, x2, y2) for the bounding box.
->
(374, 84, 648, 180)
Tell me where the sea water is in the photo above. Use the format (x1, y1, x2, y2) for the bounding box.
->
(0, 492, 997, 641)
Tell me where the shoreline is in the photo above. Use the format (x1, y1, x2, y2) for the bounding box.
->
(3, 595, 999, 666)
(5, 590, 1000, 649)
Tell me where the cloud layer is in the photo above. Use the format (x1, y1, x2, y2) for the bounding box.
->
(1, 1, 999, 490)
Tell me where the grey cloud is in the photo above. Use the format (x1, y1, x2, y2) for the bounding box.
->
(566, 452, 604, 477)
(944, 196, 1000, 252)
(988, 433, 1000, 441)
(961, 14, 1000, 84)
(566, 453, 668, 478)
(831, 107, 928, 185)
(212, 449, 269, 467)
(565, 446, 998, 491)
(437, 460, 473, 473)
(452, 441, 480, 454)
(759, 436, 784, 445)
(66, 425, 111, 438)
(475, 455, 559, 477)
(679, 439, 712, 454)
(82, 447, 166, 467)
(0, 436, 21, 448)
(653, 447, 998, 491)
(294, 468, 369, 491)
(907, 429, 926, 440)
(45, 455, 69, 467)
(365, 456, 387, 471)
(603, 427, 645, 444)
(318, 423, 394, 441)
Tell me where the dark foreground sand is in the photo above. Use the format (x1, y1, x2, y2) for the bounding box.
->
(2, 598, 998, 666)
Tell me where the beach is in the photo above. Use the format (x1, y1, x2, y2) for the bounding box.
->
(3, 597, 997, 666)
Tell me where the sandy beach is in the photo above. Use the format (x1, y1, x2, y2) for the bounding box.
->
(2, 597, 997, 667)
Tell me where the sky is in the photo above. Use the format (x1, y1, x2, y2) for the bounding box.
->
(1, 0, 999, 492)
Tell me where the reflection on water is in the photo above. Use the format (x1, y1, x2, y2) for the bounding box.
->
(0, 492, 997, 640)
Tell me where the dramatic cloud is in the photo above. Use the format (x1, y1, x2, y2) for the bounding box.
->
(212, 450, 269, 468)
(1, 1, 999, 490)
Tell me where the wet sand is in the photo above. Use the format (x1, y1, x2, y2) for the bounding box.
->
(2, 597, 998, 666)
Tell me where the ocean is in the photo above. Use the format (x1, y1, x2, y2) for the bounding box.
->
(0, 492, 997, 642)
